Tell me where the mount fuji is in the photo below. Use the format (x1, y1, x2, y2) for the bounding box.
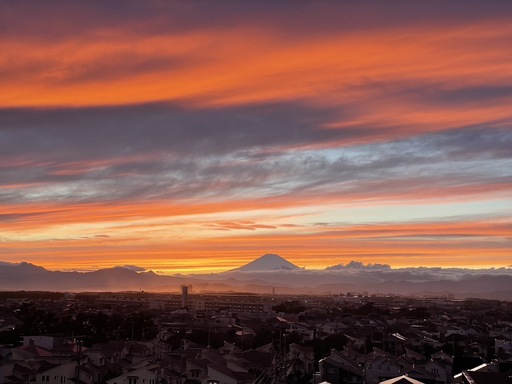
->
(231, 254, 301, 272)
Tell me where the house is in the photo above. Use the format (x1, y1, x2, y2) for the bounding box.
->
(404, 349, 426, 363)
(319, 350, 363, 384)
(495, 339, 512, 356)
(403, 367, 438, 384)
(467, 343, 487, 357)
(1, 362, 35, 384)
(317, 323, 337, 337)
(219, 342, 240, 355)
(106, 367, 158, 384)
(83, 350, 106, 367)
(345, 335, 365, 350)
(206, 363, 255, 384)
(289, 343, 315, 375)
(34, 360, 92, 384)
(22, 335, 76, 351)
(383, 334, 407, 356)
(224, 350, 274, 373)
(379, 375, 425, 384)
(453, 361, 499, 384)
(184, 358, 210, 383)
(365, 356, 402, 384)
(425, 359, 453, 384)
(10, 345, 55, 361)
(431, 351, 453, 364)
(287, 322, 315, 341)
(459, 371, 512, 384)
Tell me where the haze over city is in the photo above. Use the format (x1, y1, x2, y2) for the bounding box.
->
(1, 1, 512, 276)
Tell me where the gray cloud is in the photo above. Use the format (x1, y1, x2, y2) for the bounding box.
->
(1, 102, 511, 205)
(218, 264, 512, 289)
(343, 79, 512, 115)
(3, 1, 512, 43)
(0, 102, 347, 160)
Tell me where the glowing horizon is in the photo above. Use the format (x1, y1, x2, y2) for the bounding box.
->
(1, 1, 511, 274)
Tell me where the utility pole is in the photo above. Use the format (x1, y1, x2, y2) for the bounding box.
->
(75, 338, 82, 384)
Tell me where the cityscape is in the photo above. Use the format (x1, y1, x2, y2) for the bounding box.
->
(0, 255, 511, 384)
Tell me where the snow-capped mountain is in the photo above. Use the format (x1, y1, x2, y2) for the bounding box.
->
(231, 254, 301, 272)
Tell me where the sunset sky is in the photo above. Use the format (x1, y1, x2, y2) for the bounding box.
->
(1, 1, 511, 274)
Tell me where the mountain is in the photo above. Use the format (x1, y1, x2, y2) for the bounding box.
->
(230, 254, 301, 272)
(0, 259, 511, 300)
(0, 261, 47, 275)
(0, 263, 183, 292)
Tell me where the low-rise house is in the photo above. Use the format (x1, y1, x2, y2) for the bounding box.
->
(319, 350, 363, 384)
(225, 350, 273, 374)
(106, 367, 158, 384)
(425, 359, 453, 384)
(206, 363, 255, 384)
(287, 322, 315, 341)
(83, 350, 106, 367)
(379, 375, 425, 384)
(467, 342, 487, 357)
(10, 345, 55, 362)
(404, 349, 426, 363)
(383, 334, 407, 356)
(453, 361, 499, 384)
(345, 335, 365, 350)
(1, 362, 34, 384)
(458, 371, 512, 384)
(35, 360, 92, 384)
(404, 367, 438, 384)
(431, 351, 453, 364)
(495, 338, 512, 356)
(289, 343, 314, 375)
(185, 358, 209, 383)
(317, 323, 337, 337)
(365, 356, 402, 384)
(219, 342, 241, 355)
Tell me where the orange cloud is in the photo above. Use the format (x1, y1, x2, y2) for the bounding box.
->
(1, 202, 510, 273)
(1, 20, 511, 124)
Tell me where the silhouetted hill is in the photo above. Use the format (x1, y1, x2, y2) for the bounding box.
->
(0, 259, 511, 299)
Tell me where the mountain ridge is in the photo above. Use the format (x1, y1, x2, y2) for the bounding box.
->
(0, 257, 511, 300)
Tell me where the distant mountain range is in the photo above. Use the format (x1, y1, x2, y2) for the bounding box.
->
(1, 255, 512, 300)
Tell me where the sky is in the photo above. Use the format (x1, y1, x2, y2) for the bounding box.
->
(1, 1, 511, 274)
